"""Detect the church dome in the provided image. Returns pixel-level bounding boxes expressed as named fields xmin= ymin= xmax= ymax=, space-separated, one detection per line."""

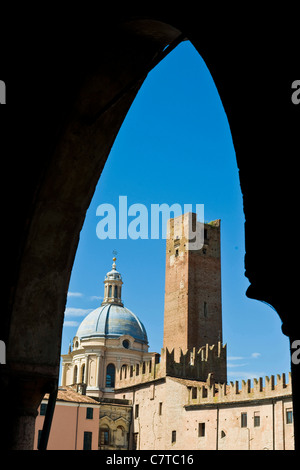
xmin=76 ymin=303 xmax=148 ymax=344
xmin=75 ymin=257 xmax=148 ymax=345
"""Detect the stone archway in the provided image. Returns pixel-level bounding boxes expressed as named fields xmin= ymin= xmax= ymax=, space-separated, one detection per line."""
xmin=1 ymin=12 xmax=299 ymax=450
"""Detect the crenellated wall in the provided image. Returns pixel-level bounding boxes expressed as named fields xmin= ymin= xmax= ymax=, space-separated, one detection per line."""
xmin=115 ymin=343 xmax=227 ymax=389
xmin=187 ymin=372 xmax=292 ymax=406
xmin=165 ymin=342 xmax=226 ymax=383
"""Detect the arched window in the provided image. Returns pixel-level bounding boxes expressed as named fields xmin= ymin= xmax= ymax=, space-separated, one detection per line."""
xmin=106 ymin=363 xmax=115 ymax=388
xmin=73 ymin=365 xmax=78 ymax=384
xmin=108 ymin=285 xmax=112 ymax=297
xmin=120 ymin=364 xmax=127 ymax=380
xmin=114 ymin=285 xmax=118 ymax=298
xmin=81 ymin=364 xmax=85 ymax=383
xmin=99 ymin=426 xmax=110 ymax=446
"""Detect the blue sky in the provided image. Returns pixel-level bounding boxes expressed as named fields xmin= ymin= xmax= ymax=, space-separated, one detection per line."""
xmin=61 ymin=41 xmax=291 ymax=385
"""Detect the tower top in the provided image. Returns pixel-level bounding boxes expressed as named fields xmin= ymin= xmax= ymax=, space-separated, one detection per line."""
xmin=102 ymin=257 xmax=123 ymax=306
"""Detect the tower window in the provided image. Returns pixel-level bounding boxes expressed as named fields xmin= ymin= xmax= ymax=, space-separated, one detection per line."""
xmin=198 ymin=423 xmax=205 ymax=437
xmin=114 ymin=285 xmax=118 ymax=297
xmin=254 ymin=411 xmax=260 ymax=427
xmin=241 ymin=413 xmax=247 ymax=428
xmin=108 ymin=285 xmax=112 ymax=297
xmin=286 ymin=409 xmax=293 ymax=424
xmin=171 ymin=430 xmax=176 ymax=443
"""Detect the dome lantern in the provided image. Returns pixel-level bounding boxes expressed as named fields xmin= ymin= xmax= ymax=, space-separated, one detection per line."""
xmin=102 ymin=257 xmax=123 ymax=306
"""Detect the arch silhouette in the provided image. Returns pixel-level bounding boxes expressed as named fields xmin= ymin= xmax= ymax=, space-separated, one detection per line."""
xmin=1 ymin=13 xmax=299 ymax=450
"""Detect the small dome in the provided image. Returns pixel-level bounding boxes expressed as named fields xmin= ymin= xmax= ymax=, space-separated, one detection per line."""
xmin=105 ymin=257 xmax=122 ymax=281
xmin=76 ymin=303 xmax=148 ymax=345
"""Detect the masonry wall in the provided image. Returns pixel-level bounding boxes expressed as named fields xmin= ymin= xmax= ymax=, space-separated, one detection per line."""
xmin=115 ymin=374 xmax=294 ymax=450
xmin=117 ymin=379 xmax=167 ymax=450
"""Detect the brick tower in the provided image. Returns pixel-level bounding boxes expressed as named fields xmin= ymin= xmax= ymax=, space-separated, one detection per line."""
xmin=163 ymin=213 xmax=223 ymax=354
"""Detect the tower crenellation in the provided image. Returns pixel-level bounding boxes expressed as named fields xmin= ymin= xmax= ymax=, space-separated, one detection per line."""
xmin=115 ymin=342 xmax=227 ymax=390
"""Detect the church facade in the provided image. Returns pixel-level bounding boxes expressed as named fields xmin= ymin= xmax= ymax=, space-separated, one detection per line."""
xmin=61 ymin=213 xmax=294 ymax=450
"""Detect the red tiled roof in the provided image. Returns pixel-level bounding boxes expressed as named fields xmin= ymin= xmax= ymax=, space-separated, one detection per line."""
xmin=43 ymin=386 xmax=99 ymax=405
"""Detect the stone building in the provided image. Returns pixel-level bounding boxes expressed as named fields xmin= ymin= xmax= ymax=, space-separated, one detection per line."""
xmin=60 ymin=213 xmax=294 ymax=450
xmin=115 ymin=351 xmax=294 ymax=450
xmin=61 ymin=257 xmax=157 ymax=449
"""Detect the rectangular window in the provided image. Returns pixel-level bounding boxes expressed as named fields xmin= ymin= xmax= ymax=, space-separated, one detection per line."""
xmin=286 ymin=409 xmax=293 ymax=424
xmin=86 ymin=407 xmax=93 ymax=419
xmin=83 ymin=431 xmax=92 ymax=450
xmin=241 ymin=412 xmax=247 ymax=428
xmin=40 ymin=403 xmax=47 ymax=416
xmin=100 ymin=428 xmax=109 ymax=445
xmin=254 ymin=411 xmax=260 ymax=427
xmin=198 ymin=423 xmax=205 ymax=437
xmin=135 ymin=404 xmax=139 ymax=419
xmin=171 ymin=430 xmax=176 ymax=443
xmin=133 ymin=433 xmax=139 ymax=450
xmin=192 ymin=387 xmax=197 ymax=399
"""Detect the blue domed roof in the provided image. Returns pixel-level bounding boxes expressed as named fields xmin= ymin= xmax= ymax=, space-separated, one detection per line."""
xmin=76 ymin=303 xmax=148 ymax=344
